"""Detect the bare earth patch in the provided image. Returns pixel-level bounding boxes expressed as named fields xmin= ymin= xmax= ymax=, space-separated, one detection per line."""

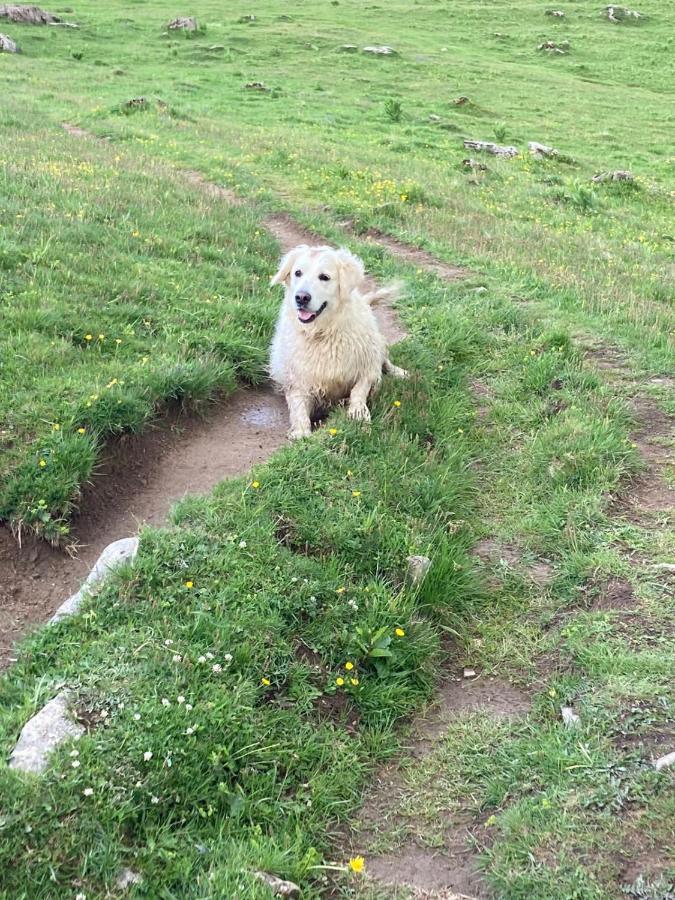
xmin=352 ymin=675 xmax=530 ymax=899
xmin=472 ymin=538 xmax=554 ymax=587
xmin=0 ymin=389 xmax=287 ymax=666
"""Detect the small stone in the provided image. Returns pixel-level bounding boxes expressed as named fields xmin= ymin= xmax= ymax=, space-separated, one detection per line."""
xmin=0 ymin=31 xmax=18 ymax=51
xmin=167 ymin=15 xmax=198 ymax=31
xmin=116 ymin=868 xmax=142 ymax=889
xmin=362 ymin=45 xmax=398 ymax=55
xmin=406 ymin=555 xmax=432 ymax=587
xmin=653 ymin=751 xmax=675 ymax=772
xmin=50 ymin=536 xmax=139 ymax=623
xmin=463 ymin=667 xmax=477 ymax=679
xmin=428 ymin=114 xmax=441 ymax=122
xmin=253 ymin=872 xmax=300 ymax=897
xmin=244 ymin=81 xmax=270 ymax=91
xmin=339 ymin=43 xmax=358 ymax=52
xmin=10 ymin=692 xmax=84 ymax=774
xmin=561 ymin=706 xmax=581 ymax=728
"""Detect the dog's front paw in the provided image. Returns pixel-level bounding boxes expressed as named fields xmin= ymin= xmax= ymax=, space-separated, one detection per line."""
xmin=348 ymin=402 xmax=371 ymax=423
xmin=391 ymin=365 xmax=408 ymax=379
xmin=289 ymin=424 xmax=312 ymax=440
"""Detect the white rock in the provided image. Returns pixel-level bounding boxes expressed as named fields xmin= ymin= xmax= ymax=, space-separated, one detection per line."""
xmin=9 ymin=691 xmax=84 ymax=774
xmin=0 ymin=31 xmax=19 ymax=51
xmin=253 ymin=872 xmax=300 ymax=898
xmin=406 ymin=554 xmax=432 ymax=587
xmin=50 ymin=536 xmax=139 ymax=623
xmin=363 ymin=45 xmax=398 ymax=55
xmin=463 ymin=667 xmax=477 ymax=679
xmin=561 ymin=706 xmax=581 ymax=728
xmin=116 ymin=868 xmax=142 ymax=889
xmin=653 ymin=751 xmax=675 ymax=772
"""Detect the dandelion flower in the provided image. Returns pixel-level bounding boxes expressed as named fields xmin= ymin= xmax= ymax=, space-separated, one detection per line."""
xmin=261 ymin=677 xmax=271 ymax=686
xmin=336 ymin=677 xmax=345 ymax=687
xmin=52 ymin=423 xmax=61 ymax=431
xmin=328 ymin=428 xmax=338 ymax=436
xmin=351 ymin=490 xmax=361 ymax=498
xmin=251 ymin=481 xmax=260 ymax=489
xmin=393 ymin=400 xmax=401 ymax=408
xmin=348 ymin=856 xmax=365 ymax=873
xmin=39 ymin=459 xmax=47 ymax=468
xmin=345 ymin=662 xmax=354 ymax=671
xmin=85 ymin=334 xmax=93 ymax=341
xmin=77 ymin=427 xmax=86 ymax=435
xmin=184 ymin=580 xmax=193 ymax=589
xmin=395 ymin=627 xmax=405 ymax=637
xmin=336 ymin=587 xmax=346 ymax=594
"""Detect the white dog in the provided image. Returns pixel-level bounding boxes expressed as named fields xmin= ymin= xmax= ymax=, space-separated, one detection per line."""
xmin=269 ymin=244 xmax=407 ymax=439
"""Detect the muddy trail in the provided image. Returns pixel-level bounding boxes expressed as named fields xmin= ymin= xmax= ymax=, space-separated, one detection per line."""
xmin=0 ymin=389 xmax=287 ymax=666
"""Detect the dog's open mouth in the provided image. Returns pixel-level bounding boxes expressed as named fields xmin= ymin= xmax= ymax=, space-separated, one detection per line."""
xmin=297 ymin=302 xmax=327 ymax=324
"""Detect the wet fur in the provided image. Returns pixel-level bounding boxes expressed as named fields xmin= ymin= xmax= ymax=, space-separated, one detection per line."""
xmin=269 ymin=244 xmax=407 ymax=438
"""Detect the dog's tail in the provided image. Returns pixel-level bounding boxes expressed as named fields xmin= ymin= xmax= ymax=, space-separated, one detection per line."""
xmin=355 ymin=281 xmax=403 ymax=307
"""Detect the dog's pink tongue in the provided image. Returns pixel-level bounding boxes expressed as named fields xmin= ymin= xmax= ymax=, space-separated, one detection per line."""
xmin=297 ymin=309 xmax=314 ymax=322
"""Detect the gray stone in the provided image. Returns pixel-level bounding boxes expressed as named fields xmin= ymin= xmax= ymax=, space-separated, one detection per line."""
xmin=253 ymin=872 xmax=300 ymax=898
xmin=653 ymin=751 xmax=675 ymax=772
xmin=116 ymin=868 xmax=142 ymax=889
xmin=363 ymin=45 xmax=398 ymax=55
xmin=167 ymin=15 xmax=198 ymax=31
xmin=50 ymin=536 xmax=139 ymax=623
xmin=561 ymin=706 xmax=581 ymax=728
xmin=406 ymin=554 xmax=432 ymax=588
xmin=0 ymin=31 xmax=19 ymax=51
xmin=9 ymin=691 xmax=84 ymax=774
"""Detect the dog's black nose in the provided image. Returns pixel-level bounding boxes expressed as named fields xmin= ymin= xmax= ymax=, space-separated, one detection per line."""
xmin=295 ymin=291 xmax=311 ymax=308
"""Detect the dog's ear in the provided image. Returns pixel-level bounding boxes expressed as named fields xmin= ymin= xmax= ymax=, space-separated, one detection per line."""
xmin=335 ymin=248 xmax=365 ymax=299
xmin=270 ymin=245 xmax=308 ymax=286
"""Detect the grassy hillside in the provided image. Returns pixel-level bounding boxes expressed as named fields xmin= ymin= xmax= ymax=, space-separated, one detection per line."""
xmin=0 ymin=1 xmax=673 ymax=897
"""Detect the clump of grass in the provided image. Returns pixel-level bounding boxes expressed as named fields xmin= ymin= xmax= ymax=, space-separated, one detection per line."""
xmin=384 ymin=98 xmax=403 ymax=122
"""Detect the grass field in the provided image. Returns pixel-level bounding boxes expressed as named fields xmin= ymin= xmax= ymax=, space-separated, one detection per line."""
xmin=1 ymin=0 xmax=674 ymax=897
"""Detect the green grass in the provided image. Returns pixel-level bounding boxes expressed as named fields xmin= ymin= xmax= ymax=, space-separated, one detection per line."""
xmin=1 ymin=0 xmax=674 ymax=897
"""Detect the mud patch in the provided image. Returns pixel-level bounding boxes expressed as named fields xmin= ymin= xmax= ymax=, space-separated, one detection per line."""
xmin=473 ymin=539 xmax=553 ymax=587
xmin=181 ymin=169 xmax=242 ymax=205
xmin=0 ymin=389 xmax=287 ymax=666
xmin=366 ymin=838 xmax=488 ymax=899
xmin=591 ymin=577 xmax=636 ymax=612
xmin=366 ymin=230 xmax=466 ymax=281
xmin=351 ymin=676 xmax=529 ymax=898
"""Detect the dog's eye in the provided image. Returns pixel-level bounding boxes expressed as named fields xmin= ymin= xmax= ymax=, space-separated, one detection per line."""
xmin=318 ymin=273 xmax=330 ymax=282
xmin=294 ymin=269 xmax=302 ymax=277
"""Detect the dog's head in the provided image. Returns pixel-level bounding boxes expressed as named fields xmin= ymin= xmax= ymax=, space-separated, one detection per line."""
xmin=270 ymin=244 xmax=365 ymax=328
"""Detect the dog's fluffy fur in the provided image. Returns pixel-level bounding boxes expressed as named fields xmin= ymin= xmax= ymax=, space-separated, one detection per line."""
xmin=269 ymin=244 xmax=407 ymax=438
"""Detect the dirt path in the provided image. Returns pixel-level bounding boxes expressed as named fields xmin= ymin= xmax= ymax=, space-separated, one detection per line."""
xmin=0 ymin=389 xmax=287 ymax=666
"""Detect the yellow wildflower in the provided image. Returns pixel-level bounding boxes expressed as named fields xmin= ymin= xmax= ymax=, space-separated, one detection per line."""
xmin=328 ymin=427 xmax=338 ymax=436
xmin=251 ymin=481 xmax=260 ymax=489
xmin=395 ymin=627 xmax=405 ymax=638
xmin=336 ymin=677 xmax=345 ymax=686
xmin=52 ymin=423 xmax=60 ymax=431
xmin=350 ymin=677 xmax=359 ymax=686
xmin=77 ymin=428 xmax=86 ymax=435
xmin=348 ymin=856 xmax=365 ymax=873
xmin=84 ymin=334 xmax=93 ymax=341
xmin=39 ymin=459 xmax=47 ymax=468
xmin=184 ymin=581 xmax=194 ymax=589
xmin=345 ymin=662 xmax=354 ymax=671
xmin=393 ymin=400 xmax=401 ymax=408
xmin=261 ymin=677 xmax=271 ymax=686
xmin=351 ymin=490 xmax=361 ymax=498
